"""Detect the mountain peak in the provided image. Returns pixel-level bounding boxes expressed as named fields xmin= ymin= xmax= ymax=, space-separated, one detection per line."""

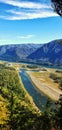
xmin=27 ymin=39 xmax=62 ymax=66
xmin=0 ymin=40 xmax=62 ymax=66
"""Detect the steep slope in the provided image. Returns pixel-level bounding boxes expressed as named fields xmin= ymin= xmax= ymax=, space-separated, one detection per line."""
xmin=27 ymin=40 xmax=62 ymax=65
xmin=0 ymin=44 xmax=42 ymax=62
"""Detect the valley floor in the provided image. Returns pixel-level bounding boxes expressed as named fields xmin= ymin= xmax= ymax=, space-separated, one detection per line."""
xmin=27 ymin=69 xmax=62 ymax=101
xmin=0 ymin=62 xmax=62 ymax=130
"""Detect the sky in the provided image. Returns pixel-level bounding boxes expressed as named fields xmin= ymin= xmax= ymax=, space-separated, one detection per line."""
xmin=0 ymin=0 xmax=62 ymax=45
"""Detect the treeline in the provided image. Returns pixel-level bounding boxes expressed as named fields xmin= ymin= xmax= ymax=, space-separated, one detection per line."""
xmin=0 ymin=65 xmax=62 ymax=130
xmin=49 ymin=72 xmax=62 ymax=90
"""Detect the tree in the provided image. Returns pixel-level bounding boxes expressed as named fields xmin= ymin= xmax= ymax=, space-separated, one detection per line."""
xmin=57 ymin=95 xmax=62 ymax=130
xmin=54 ymin=95 xmax=62 ymax=130
xmin=59 ymin=79 xmax=62 ymax=90
xmin=51 ymin=0 xmax=62 ymax=16
xmin=41 ymin=99 xmax=53 ymax=130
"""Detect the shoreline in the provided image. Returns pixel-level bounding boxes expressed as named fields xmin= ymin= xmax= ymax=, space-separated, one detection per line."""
xmin=0 ymin=60 xmax=62 ymax=70
xmin=27 ymin=71 xmax=62 ymax=101
xmin=18 ymin=71 xmax=41 ymax=114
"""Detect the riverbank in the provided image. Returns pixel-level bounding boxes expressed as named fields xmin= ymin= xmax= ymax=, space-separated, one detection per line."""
xmin=19 ymin=70 xmax=51 ymax=111
xmin=18 ymin=72 xmax=41 ymax=113
xmin=0 ymin=65 xmax=43 ymax=129
xmin=27 ymin=71 xmax=62 ymax=101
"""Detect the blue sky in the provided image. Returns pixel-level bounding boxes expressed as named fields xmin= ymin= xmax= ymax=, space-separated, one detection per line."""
xmin=0 ymin=0 xmax=62 ymax=45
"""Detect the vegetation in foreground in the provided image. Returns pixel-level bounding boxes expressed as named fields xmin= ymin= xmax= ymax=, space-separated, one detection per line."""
xmin=0 ymin=64 xmax=62 ymax=130
xmin=50 ymin=70 xmax=62 ymax=90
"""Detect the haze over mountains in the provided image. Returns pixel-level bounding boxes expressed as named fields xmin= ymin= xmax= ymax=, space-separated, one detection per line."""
xmin=0 ymin=44 xmax=42 ymax=62
xmin=0 ymin=40 xmax=62 ymax=66
xmin=27 ymin=40 xmax=62 ymax=66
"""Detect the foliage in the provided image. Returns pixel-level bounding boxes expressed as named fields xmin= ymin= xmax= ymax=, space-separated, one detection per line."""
xmin=59 ymin=79 xmax=62 ymax=90
xmin=0 ymin=65 xmax=62 ymax=130
xmin=0 ymin=66 xmax=41 ymax=130
xmin=53 ymin=96 xmax=62 ymax=130
xmin=50 ymin=73 xmax=59 ymax=83
xmin=49 ymin=73 xmax=62 ymax=90
xmin=51 ymin=0 xmax=62 ymax=16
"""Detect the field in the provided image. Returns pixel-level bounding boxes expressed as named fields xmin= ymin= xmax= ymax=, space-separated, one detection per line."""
xmin=29 ymin=68 xmax=62 ymax=90
xmin=27 ymin=67 xmax=62 ymax=101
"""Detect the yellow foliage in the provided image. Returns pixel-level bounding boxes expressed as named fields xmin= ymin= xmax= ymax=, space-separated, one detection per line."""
xmin=0 ymin=95 xmax=9 ymax=125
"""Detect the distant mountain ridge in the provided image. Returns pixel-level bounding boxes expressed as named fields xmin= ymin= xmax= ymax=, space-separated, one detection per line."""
xmin=0 ymin=40 xmax=62 ymax=66
xmin=0 ymin=44 xmax=42 ymax=62
xmin=27 ymin=40 xmax=62 ymax=66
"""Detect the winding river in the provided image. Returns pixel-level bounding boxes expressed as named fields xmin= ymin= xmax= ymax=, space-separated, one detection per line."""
xmin=19 ymin=70 xmax=55 ymax=111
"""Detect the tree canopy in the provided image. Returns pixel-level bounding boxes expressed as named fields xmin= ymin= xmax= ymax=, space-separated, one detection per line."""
xmin=51 ymin=0 xmax=62 ymax=16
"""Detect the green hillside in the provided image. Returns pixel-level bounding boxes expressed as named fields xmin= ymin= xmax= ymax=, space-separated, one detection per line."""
xmin=0 ymin=64 xmax=62 ymax=130
xmin=0 ymin=65 xmax=41 ymax=129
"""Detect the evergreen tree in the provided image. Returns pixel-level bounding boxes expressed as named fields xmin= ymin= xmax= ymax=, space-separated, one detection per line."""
xmin=51 ymin=0 xmax=62 ymax=16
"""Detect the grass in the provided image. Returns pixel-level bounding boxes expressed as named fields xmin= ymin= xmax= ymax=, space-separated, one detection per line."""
xmin=31 ymin=68 xmax=62 ymax=90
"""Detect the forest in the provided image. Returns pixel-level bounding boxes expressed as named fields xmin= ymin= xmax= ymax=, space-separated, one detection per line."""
xmin=0 ymin=64 xmax=62 ymax=130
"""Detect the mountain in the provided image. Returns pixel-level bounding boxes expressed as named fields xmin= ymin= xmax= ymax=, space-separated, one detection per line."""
xmin=0 ymin=44 xmax=42 ymax=62
xmin=27 ymin=40 xmax=62 ymax=66
xmin=0 ymin=40 xmax=62 ymax=66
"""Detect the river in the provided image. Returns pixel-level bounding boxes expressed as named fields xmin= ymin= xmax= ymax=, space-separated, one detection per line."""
xmin=19 ymin=70 xmax=55 ymax=111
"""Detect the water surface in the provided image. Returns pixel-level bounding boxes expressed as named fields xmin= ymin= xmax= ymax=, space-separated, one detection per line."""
xmin=19 ymin=70 xmax=55 ymax=111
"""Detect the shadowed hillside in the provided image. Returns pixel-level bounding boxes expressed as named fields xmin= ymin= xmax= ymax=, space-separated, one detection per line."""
xmin=27 ymin=40 xmax=62 ymax=66
xmin=0 ymin=44 xmax=42 ymax=62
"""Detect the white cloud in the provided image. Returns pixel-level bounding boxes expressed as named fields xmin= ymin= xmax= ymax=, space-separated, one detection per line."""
xmin=0 ymin=0 xmax=51 ymax=9
xmin=0 ymin=0 xmax=58 ymax=20
xmin=17 ymin=35 xmax=34 ymax=39
xmin=0 ymin=10 xmax=58 ymax=20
